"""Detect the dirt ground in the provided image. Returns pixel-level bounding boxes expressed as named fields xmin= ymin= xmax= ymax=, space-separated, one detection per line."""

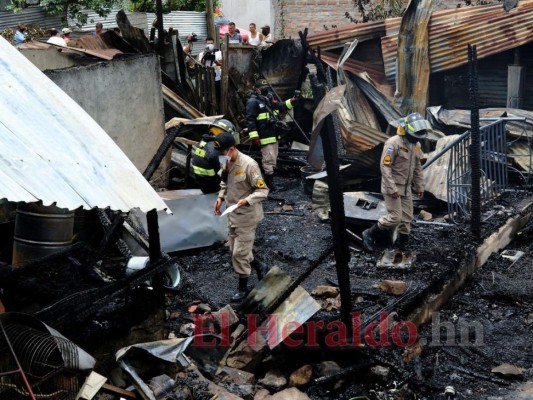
xmin=166 ymin=167 xmax=533 ymax=400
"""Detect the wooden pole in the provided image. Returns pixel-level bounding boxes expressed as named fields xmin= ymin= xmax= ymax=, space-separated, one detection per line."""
xmin=206 ymin=0 xmax=216 ymax=42
xmin=221 ymin=35 xmax=229 ymax=115
xmin=155 ymin=0 xmax=164 ymax=54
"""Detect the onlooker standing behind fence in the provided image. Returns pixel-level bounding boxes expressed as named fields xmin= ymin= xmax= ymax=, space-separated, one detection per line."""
xmin=259 ymin=25 xmax=273 ymax=48
xmin=227 ymin=22 xmax=242 ymax=44
xmin=246 ymin=23 xmax=263 ymax=46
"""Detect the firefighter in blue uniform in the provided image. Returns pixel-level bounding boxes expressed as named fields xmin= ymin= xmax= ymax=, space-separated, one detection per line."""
xmin=246 ymin=79 xmax=298 ymax=191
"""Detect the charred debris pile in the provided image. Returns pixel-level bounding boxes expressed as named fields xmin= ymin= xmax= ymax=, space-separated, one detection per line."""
xmin=1 ymin=2 xmax=533 ymax=400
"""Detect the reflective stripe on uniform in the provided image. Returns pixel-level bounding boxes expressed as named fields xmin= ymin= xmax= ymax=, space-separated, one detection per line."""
xmin=285 ymin=99 xmax=293 ymax=109
xmin=260 ymin=136 xmax=277 ymax=145
xmin=249 ymin=130 xmax=259 ymax=139
xmin=257 ymin=112 xmax=270 ymax=120
xmin=192 ymin=165 xmax=216 ymax=176
xmin=194 ymin=147 xmax=206 ymax=157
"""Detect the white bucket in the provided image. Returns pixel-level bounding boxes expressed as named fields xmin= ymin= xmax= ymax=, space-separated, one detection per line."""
xmin=126 ymin=256 xmax=149 ymax=275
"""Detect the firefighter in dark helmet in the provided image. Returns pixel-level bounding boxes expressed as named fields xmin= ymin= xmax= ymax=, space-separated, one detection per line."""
xmin=191 ymin=119 xmax=237 ymax=194
xmin=245 ymin=79 xmax=299 ymax=192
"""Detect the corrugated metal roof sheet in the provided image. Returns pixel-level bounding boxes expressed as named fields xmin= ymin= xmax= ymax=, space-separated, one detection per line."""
xmin=69 ymin=10 xmax=207 ymax=56
xmin=307 ymin=18 xmax=400 ymax=50
xmin=337 ymin=104 xmax=389 ymax=154
xmin=308 ymin=2 xmax=533 ymax=90
xmin=0 ymin=36 xmax=169 ymax=213
xmin=0 ymin=6 xmax=64 ymax=31
xmin=509 ymin=142 xmax=533 ymax=173
xmin=69 ymin=9 xmax=147 ymax=33
xmin=146 ymin=11 xmax=207 ymax=56
xmin=321 ymin=51 xmax=387 ymax=88
xmin=382 ymin=1 xmax=533 ymax=81
xmin=426 ymin=106 xmax=533 ymax=138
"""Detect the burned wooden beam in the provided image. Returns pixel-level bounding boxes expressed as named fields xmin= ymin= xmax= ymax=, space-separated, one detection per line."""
xmin=469 ymin=44 xmax=481 ymax=238
xmin=143 ymin=124 xmax=182 ymax=182
xmin=116 ymin=10 xmax=151 ymax=53
xmin=147 ymin=209 xmax=162 ymax=263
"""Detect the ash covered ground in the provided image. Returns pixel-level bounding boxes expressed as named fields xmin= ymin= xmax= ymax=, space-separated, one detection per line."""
xmin=166 ymin=170 xmax=533 ymax=399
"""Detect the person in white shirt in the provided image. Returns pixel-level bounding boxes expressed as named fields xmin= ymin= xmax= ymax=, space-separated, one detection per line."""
xmin=198 ymin=37 xmax=223 ymax=104
xmin=46 ymin=28 xmax=67 ymax=47
xmin=246 ymin=23 xmax=263 ymax=46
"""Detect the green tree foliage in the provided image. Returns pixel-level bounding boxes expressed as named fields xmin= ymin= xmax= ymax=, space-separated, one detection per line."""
xmin=7 ymin=0 xmax=124 ymax=24
xmin=129 ymin=0 xmax=219 ymax=14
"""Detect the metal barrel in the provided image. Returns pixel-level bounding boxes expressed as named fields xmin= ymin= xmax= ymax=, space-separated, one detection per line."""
xmin=12 ymin=203 xmax=74 ymax=267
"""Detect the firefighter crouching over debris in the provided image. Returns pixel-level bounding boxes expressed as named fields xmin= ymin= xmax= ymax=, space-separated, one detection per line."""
xmin=213 ymin=133 xmax=270 ymax=302
xmin=246 ymin=79 xmax=299 ymax=192
xmin=192 ymin=119 xmax=237 ymax=194
xmin=363 ymin=112 xmax=431 ymax=252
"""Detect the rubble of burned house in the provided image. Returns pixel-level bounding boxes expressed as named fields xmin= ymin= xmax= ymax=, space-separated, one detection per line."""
xmin=1 ymin=1 xmax=533 ymax=400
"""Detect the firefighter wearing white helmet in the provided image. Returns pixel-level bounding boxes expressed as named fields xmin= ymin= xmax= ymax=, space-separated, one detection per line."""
xmin=192 ymin=119 xmax=237 ymax=194
xmin=362 ymin=112 xmax=431 ymax=252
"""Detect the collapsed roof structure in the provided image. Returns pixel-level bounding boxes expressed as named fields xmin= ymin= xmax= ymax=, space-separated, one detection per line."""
xmin=305 ymin=0 xmax=533 ymax=174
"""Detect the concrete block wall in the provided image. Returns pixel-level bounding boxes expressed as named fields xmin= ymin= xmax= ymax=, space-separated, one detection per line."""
xmin=45 ymin=54 xmax=169 ymax=187
xmin=281 ymin=0 xmax=354 ymax=39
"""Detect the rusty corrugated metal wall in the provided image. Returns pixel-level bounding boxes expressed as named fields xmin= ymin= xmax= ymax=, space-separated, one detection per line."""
xmin=382 ymin=1 xmax=533 ymax=80
xmin=429 ymin=50 xmax=512 ymax=110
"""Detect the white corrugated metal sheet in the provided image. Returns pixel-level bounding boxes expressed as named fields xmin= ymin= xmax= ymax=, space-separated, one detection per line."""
xmin=69 ymin=10 xmax=207 ymax=56
xmin=0 ymin=6 xmax=65 ymax=31
xmin=146 ymin=11 xmax=208 ymax=56
xmin=0 ymin=36 xmax=169 ymax=213
xmin=68 ymin=10 xmax=148 ymax=33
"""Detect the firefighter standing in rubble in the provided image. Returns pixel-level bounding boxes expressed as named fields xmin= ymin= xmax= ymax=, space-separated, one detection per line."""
xmin=362 ymin=112 xmax=431 ymax=252
xmin=213 ymin=133 xmax=269 ymax=302
xmin=246 ymin=79 xmax=299 ymax=192
xmin=192 ymin=119 xmax=236 ymax=194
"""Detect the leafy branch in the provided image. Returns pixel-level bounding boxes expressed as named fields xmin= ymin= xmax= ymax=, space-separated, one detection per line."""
xmin=129 ymin=0 xmax=220 ymax=14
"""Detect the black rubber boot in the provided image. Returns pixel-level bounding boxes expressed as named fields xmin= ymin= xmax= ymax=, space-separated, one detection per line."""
xmin=264 ymin=174 xmax=277 ymax=193
xmin=251 ymin=258 xmax=269 ymax=280
xmin=397 ymin=233 xmax=409 ymax=252
xmin=230 ymin=277 xmax=249 ymax=302
xmin=362 ymin=224 xmax=380 ymax=252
